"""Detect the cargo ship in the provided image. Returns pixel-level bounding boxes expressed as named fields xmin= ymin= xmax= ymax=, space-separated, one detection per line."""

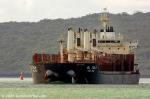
xmin=30 ymin=8 xmax=140 ymax=84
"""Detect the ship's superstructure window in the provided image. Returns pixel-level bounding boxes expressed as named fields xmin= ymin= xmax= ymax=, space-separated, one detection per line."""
xmin=100 ymin=29 xmax=104 ymax=32
xmin=93 ymin=39 xmax=96 ymax=47
xmin=106 ymin=41 xmax=110 ymax=43
xmin=77 ymin=38 xmax=81 ymax=47
xmin=98 ymin=40 xmax=120 ymax=43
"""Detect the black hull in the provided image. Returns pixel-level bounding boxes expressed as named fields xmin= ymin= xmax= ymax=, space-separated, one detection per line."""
xmin=30 ymin=63 xmax=139 ymax=84
xmin=31 ymin=63 xmax=98 ymax=84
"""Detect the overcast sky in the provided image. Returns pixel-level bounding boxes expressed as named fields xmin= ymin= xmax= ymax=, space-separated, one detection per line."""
xmin=0 ymin=0 xmax=150 ymax=22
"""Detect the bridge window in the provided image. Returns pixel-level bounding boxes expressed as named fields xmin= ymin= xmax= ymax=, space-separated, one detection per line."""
xmin=98 ymin=40 xmax=120 ymax=43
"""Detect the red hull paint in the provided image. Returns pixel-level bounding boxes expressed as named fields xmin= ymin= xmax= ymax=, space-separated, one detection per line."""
xmin=96 ymin=54 xmax=134 ymax=71
xmin=32 ymin=53 xmax=134 ymax=72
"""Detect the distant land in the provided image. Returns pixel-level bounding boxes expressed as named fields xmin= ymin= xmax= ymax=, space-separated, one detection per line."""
xmin=0 ymin=12 xmax=150 ymax=77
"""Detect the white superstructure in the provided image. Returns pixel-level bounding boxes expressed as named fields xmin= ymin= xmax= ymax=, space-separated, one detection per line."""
xmin=66 ymin=8 xmax=138 ymax=62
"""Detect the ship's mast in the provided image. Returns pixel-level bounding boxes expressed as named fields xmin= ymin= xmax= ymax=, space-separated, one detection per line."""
xmin=100 ymin=8 xmax=109 ymax=32
xmin=58 ymin=35 xmax=65 ymax=63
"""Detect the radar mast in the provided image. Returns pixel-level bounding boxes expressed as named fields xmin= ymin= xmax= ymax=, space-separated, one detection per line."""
xmin=100 ymin=8 xmax=109 ymax=31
